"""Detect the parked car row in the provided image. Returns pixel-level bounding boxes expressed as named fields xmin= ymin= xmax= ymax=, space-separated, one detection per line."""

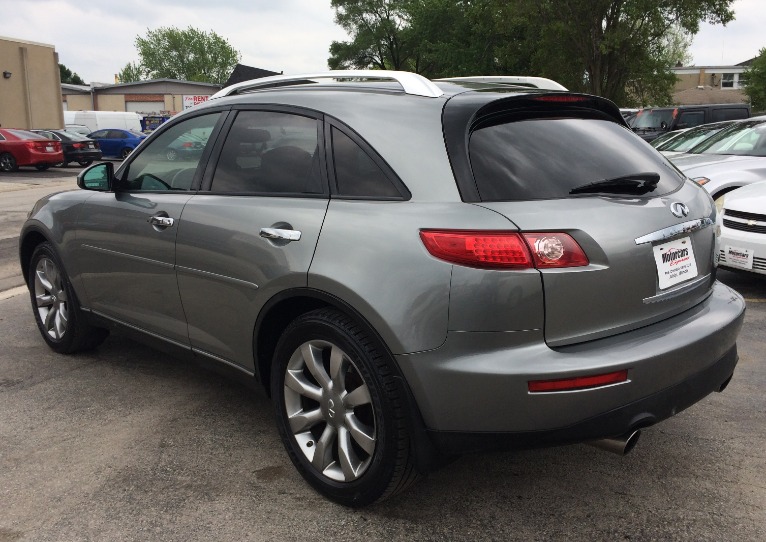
xmin=0 ymin=128 xmax=63 ymax=172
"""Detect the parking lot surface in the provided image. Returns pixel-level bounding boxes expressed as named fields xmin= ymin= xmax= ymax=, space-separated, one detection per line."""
xmin=0 ymin=170 xmax=764 ymax=541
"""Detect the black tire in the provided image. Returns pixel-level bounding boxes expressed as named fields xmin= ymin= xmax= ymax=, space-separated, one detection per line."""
xmin=120 ymin=147 xmax=132 ymax=159
xmin=77 ymin=160 xmax=93 ymax=167
xmin=271 ymin=308 xmax=418 ymax=507
xmin=35 ymin=164 xmax=51 ymax=171
xmin=28 ymin=242 xmax=108 ymax=354
xmin=0 ymin=152 xmax=18 ymax=172
xmin=55 ymin=161 xmax=68 ymax=168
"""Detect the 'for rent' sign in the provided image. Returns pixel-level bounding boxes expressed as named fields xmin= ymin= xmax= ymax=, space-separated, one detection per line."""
xmin=183 ymin=95 xmax=210 ymax=109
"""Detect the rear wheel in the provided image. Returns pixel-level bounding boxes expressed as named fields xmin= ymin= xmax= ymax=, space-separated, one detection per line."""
xmin=28 ymin=242 xmax=108 ymax=354
xmin=271 ymin=309 xmax=418 ymax=507
xmin=120 ymin=147 xmax=132 ymax=159
xmin=0 ymin=152 xmax=18 ymax=172
xmin=166 ymin=148 xmax=178 ymax=161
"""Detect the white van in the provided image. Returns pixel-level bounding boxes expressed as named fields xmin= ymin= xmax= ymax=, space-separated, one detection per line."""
xmin=63 ymin=111 xmax=142 ymax=133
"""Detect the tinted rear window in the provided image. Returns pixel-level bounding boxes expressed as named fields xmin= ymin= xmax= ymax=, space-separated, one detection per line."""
xmin=469 ymin=118 xmax=684 ymax=201
xmin=7 ymin=129 xmax=44 ymax=140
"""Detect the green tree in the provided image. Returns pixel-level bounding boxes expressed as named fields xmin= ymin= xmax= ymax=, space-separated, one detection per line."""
xmin=329 ymin=0 xmax=414 ymax=70
xmin=117 ymin=61 xmax=146 ymax=84
xmin=743 ymin=48 xmax=766 ymax=112
xmin=329 ymin=0 xmax=734 ymax=106
xmin=119 ymin=26 xmax=241 ymax=84
xmin=59 ymin=63 xmax=85 ymax=85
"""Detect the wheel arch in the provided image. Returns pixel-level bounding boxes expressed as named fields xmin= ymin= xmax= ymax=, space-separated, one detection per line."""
xmin=254 ymin=287 xmax=440 ymax=472
xmin=19 ymin=228 xmax=50 ymax=286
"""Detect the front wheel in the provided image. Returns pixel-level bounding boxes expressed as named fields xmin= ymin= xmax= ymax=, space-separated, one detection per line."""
xmin=28 ymin=242 xmax=108 ymax=354
xmin=271 ymin=309 xmax=418 ymax=507
xmin=120 ymin=147 xmax=133 ymax=159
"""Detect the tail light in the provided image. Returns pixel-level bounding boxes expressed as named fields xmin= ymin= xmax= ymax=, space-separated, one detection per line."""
xmin=72 ymin=142 xmax=85 ymax=149
xmin=419 ymin=230 xmax=589 ymax=269
xmin=182 ymin=142 xmax=194 ymax=148
xmin=27 ymin=141 xmax=59 ymax=152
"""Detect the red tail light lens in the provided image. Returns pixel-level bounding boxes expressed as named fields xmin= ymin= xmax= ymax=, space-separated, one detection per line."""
xmin=72 ymin=142 xmax=85 ymax=149
xmin=182 ymin=142 xmax=194 ymax=148
xmin=528 ymin=370 xmax=628 ymax=393
xmin=419 ymin=230 xmax=533 ymax=269
xmin=420 ymin=230 xmax=588 ymax=269
xmin=532 ymin=95 xmax=588 ymax=103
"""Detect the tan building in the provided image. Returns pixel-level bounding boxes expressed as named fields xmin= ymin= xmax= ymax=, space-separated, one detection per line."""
xmin=671 ymin=60 xmax=752 ymax=105
xmin=62 ymin=79 xmax=222 ymax=116
xmin=0 ymin=36 xmax=64 ymax=129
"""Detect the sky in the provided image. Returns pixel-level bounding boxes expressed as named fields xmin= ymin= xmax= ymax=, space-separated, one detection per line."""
xmin=1 ymin=0 xmax=763 ymax=85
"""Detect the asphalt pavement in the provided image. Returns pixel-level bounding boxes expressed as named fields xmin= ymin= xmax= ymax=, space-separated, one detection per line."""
xmin=0 ymin=170 xmax=764 ymax=541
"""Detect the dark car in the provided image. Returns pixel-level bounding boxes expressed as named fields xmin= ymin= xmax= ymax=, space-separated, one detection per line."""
xmin=632 ymin=104 xmax=750 ymax=142
xmin=20 ymin=71 xmax=745 ymax=507
xmin=87 ymin=129 xmax=146 ymax=159
xmin=31 ymin=129 xmax=102 ymax=167
xmin=164 ymin=132 xmax=208 ymax=161
xmin=0 ymin=128 xmax=63 ymax=171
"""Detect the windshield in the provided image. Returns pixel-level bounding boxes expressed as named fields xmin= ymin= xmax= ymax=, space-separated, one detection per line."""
xmin=657 ymin=122 xmax=733 ymax=152
xmin=633 ymin=109 xmax=674 ymax=130
xmin=689 ymin=120 xmax=766 ymax=156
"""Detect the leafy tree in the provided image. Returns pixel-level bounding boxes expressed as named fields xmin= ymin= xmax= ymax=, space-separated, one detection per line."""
xmin=329 ymin=0 xmax=734 ymax=106
xmin=118 ymin=26 xmax=241 ymax=84
xmin=743 ymin=48 xmax=766 ymax=112
xmin=117 ymin=61 xmax=146 ymax=84
xmin=59 ymin=63 xmax=85 ymax=85
xmin=329 ymin=0 xmax=414 ymax=70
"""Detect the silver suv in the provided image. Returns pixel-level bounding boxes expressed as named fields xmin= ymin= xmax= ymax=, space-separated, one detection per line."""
xmin=20 ymin=71 xmax=745 ymax=507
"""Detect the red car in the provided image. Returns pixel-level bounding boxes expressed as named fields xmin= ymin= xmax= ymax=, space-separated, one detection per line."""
xmin=0 ymin=128 xmax=64 ymax=172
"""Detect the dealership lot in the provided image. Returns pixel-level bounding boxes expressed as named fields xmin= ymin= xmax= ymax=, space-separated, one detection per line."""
xmin=0 ymin=171 xmax=764 ymax=541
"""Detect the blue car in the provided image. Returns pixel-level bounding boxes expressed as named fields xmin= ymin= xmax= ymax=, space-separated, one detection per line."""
xmin=87 ymin=129 xmax=146 ymax=159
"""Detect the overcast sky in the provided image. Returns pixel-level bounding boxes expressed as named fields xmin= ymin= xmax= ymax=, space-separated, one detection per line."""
xmin=2 ymin=0 xmax=763 ymax=85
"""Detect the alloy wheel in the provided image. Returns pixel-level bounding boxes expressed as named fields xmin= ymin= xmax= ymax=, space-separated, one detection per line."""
xmin=33 ymin=256 xmax=69 ymax=340
xmin=283 ymin=340 xmax=376 ymax=482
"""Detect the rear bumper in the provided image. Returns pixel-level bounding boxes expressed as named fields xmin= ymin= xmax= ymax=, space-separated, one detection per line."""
xmin=396 ymin=281 xmax=745 ymax=440
xmin=64 ymin=150 xmax=102 ymax=162
xmin=426 ymin=344 xmax=737 ymax=454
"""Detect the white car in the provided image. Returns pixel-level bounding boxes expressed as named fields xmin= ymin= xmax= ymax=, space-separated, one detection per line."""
xmin=717 ymin=181 xmax=766 ymax=275
xmin=670 ymin=117 xmax=766 ymax=199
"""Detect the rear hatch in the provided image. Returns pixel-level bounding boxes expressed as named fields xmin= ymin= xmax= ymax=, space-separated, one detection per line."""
xmin=443 ymin=92 xmax=717 ymax=346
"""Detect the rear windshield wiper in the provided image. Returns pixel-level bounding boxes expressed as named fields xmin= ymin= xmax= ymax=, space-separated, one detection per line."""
xmin=569 ymin=172 xmax=661 ymax=195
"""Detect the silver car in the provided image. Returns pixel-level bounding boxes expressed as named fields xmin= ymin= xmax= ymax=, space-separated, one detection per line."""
xmin=20 ymin=71 xmax=745 ymax=507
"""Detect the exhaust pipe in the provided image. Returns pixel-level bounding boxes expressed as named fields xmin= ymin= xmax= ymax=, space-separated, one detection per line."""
xmin=587 ymin=429 xmax=641 ymax=456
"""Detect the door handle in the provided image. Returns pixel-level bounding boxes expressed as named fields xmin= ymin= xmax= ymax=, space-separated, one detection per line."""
xmin=149 ymin=215 xmax=175 ymax=228
xmin=260 ymin=227 xmax=301 ymax=242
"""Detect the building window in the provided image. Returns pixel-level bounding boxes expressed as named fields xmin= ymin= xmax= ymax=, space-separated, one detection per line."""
xmin=721 ymin=73 xmax=735 ymax=88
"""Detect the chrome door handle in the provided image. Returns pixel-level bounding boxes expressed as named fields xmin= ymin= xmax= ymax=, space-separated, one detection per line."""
xmin=149 ymin=216 xmax=175 ymax=228
xmin=260 ymin=228 xmax=301 ymax=241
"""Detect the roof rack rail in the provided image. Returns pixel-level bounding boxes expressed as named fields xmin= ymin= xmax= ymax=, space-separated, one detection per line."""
xmin=436 ymin=76 xmax=568 ymax=91
xmin=211 ymin=70 xmax=445 ymax=99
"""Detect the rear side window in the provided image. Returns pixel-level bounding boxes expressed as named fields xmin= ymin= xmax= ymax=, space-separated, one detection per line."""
xmin=331 ymin=127 xmax=401 ymax=198
xmin=712 ymin=108 xmax=749 ymax=121
xmin=678 ymin=111 xmax=704 ymax=128
xmin=469 ymin=118 xmax=684 ymax=201
xmin=211 ymin=111 xmax=322 ymax=195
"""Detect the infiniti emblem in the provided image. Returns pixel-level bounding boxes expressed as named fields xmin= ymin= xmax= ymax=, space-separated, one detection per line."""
xmin=670 ymin=202 xmax=690 ymax=218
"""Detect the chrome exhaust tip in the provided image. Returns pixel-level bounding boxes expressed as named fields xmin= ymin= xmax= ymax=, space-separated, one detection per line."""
xmin=587 ymin=429 xmax=641 ymax=456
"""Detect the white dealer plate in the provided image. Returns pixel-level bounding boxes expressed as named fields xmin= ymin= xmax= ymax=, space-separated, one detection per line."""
xmin=724 ymin=245 xmax=754 ymax=270
xmin=653 ymin=236 xmax=698 ymax=290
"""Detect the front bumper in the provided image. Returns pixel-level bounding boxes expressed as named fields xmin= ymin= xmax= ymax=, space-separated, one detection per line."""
xmin=396 ymin=281 xmax=744 ymax=442
xmin=718 ymin=226 xmax=766 ymax=275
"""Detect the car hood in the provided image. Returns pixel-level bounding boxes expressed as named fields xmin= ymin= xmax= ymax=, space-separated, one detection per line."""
xmin=722 ymin=181 xmax=766 ymax=213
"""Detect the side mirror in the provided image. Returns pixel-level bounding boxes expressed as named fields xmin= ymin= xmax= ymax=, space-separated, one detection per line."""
xmin=77 ymin=162 xmax=114 ymax=191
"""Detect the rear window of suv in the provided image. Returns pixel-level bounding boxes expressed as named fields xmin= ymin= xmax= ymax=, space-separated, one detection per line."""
xmin=469 ymin=117 xmax=684 ymax=201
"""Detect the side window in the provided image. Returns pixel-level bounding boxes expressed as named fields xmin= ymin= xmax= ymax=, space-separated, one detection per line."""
xmin=712 ymin=108 xmax=748 ymax=122
xmin=678 ymin=111 xmax=704 ymax=128
xmin=90 ymin=130 xmax=107 ymax=139
xmin=331 ymin=127 xmax=401 ymax=198
xmin=108 ymin=130 xmax=125 ymax=139
xmin=211 ymin=111 xmax=322 ymax=195
xmin=121 ymin=112 xmax=221 ymax=191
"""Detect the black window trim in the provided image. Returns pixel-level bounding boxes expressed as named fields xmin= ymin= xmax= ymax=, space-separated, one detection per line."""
xmin=200 ymin=104 xmax=331 ymax=199
xmin=324 ymin=117 xmax=411 ymax=201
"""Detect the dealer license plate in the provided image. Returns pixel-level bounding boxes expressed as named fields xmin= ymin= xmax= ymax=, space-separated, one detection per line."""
xmin=653 ymin=236 xmax=698 ymax=290
xmin=724 ymin=245 xmax=753 ymax=270
xmin=46 ymin=146 xmax=54 ymax=152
